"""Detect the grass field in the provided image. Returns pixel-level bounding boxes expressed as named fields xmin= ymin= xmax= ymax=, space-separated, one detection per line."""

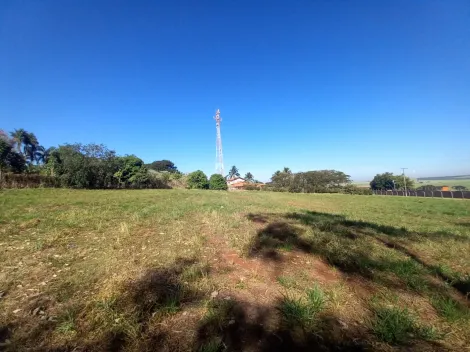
xmin=416 ymin=179 xmax=470 ymax=189
xmin=1 ymin=189 xmax=469 ymax=351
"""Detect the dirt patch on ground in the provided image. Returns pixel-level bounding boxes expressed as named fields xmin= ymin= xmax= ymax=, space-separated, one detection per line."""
xmin=205 ymin=232 xmax=342 ymax=311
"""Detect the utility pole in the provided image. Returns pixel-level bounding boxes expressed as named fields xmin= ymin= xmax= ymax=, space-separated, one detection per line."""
xmin=401 ymin=168 xmax=408 ymax=197
xmin=214 ymin=109 xmax=224 ymax=176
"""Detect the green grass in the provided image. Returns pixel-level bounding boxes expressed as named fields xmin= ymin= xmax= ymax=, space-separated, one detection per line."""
xmin=198 ymin=339 xmax=222 ymax=352
xmin=0 ymin=189 xmax=469 ymax=351
xmin=277 ymin=276 xmax=297 ymax=288
xmin=371 ymin=306 xmax=438 ymax=344
xmin=431 ymin=295 xmax=470 ymax=322
xmin=278 ymin=285 xmax=326 ymax=330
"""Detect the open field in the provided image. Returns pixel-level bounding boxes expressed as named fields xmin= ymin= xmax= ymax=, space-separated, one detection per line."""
xmin=416 ymin=179 xmax=470 ymax=189
xmin=1 ymin=189 xmax=469 ymax=351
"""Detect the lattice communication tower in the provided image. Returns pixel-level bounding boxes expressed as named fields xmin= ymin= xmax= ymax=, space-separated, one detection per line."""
xmin=214 ymin=109 xmax=224 ymax=176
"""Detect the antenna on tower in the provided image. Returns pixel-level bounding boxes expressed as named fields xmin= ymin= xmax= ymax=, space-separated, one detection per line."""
xmin=214 ymin=109 xmax=224 ymax=177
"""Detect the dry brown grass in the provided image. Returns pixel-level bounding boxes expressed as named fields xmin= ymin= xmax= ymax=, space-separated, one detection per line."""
xmin=0 ymin=189 xmax=469 ymax=351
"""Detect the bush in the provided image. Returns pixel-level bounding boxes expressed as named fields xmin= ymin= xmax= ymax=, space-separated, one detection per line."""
xmin=342 ymin=185 xmax=373 ymax=195
xmin=209 ymin=174 xmax=227 ymax=190
xmin=243 ymin=184 xmax=260 ymax=191
xmin=187 ymin=170 xmax=209 ymax=189
xmin=0 ymin=173 xmax=60 ymax=188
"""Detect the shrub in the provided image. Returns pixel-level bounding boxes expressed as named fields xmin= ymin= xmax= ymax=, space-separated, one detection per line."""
xmin=209 ymin=174 xmax=227 ymax=190
xmin=243 ymin=184 xmax=260 ymax=191
xmin=0 ymin=173 xmax=60 ymax=188
xmin=342 ymin=185 xmax=373 ymax=195
xmin=187 ymin=170 xmax=209 ymax=189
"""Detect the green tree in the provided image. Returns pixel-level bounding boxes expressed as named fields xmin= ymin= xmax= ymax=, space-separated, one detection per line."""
xmin=227 ymin=165 xmax=240 ymax=179
xmin=148 ymin=160 xmax=178 ymax=173
xmin=114 ymin=155 xmax=146 ymax=187
xmin=187 ymin=170 xmax=209 ymax=189
xmin=453 ymin=185 xmax=467 ymax=191
xmin=391 ymin=174 xmax=414 ymax=190
xmin=0 ymin=137 xmax=26 ymax=176
xmin=271 ymin=167 xmax=293 ymax=191
xmin=209 ymin=173 xmax=228 ymax=190
xmin=288 ymin=170 xmax=351 ymax=193
xmin=244 ymin=172 xmax=254 ymax=183
xmin=0 ymin=138 xmax=12 ymax=178
xmin=370 ymin=172 xmax=414 ymax=190
xmin=46 ymin=144 xmax=119 ymax=188
xmin=5 ymin=151 xmax=26 ymax=173
xmin=370 ymin=172 xmax=395 ymax=190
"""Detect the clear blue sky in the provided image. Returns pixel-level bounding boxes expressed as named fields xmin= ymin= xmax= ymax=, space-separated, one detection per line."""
xmin=1 ymin=1 xmax=469 ymax=181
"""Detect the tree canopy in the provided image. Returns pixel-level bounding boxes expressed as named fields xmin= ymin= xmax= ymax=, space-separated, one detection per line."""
xmin=269 ymin=169 xmax=351 ymax=193
xmin=227 ymin=165 xmax=240 ymax=179
xmin=209 ymin=173 xmax=228 ymax=190
xmin=0 ymin=132 xmax=26 ymax=175
xmin=370 ymin=173 xmax=415 ymax=190
xmin=1 ymin=128 xmax=178 ymax=189
xmin=148 ymin=160 xmax=178 ymax=173
xmin=187 ymin=170 xmax=209 ymax=189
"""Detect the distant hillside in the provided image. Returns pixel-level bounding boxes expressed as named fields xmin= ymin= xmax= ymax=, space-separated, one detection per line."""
xmin=417 ymin=175 xmax=470 ymax=181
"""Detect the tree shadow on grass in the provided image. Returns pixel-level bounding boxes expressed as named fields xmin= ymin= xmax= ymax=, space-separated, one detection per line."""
xmin=247 ymin=211 xmax=470 ymax=302
xmin=244 ymin=211 xmax=470 ymax=348
xmin=195 ymin=297 xmax=368 ymax=352
xmin=289 ymin=211 xmax=469 ymax=297
xmin=5 ymin=258 xmax=207 ymax=352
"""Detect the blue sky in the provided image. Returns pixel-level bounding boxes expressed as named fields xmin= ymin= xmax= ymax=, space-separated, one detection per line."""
xmin=1 ymin=0 xmax=469 ymax=181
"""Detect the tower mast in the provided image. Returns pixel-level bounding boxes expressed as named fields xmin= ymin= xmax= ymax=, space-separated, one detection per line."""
xmin=214 ymin=109 xmax=224 ymax=176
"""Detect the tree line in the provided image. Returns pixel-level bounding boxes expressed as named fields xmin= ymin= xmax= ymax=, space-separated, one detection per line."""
xmin=261 ymin=167 xmax=371 ymax=195
xmin=0 ymin=128 xmax=183 ymax=189
xmin=369 ymin=172 xmax=468 ymax=191
xmin=8 ymin=127 xmax=451 ymax=194
xmin=0 ymin=128 xmax=248 ymax=191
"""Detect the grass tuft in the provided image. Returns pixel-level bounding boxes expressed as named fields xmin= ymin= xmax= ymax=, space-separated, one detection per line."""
xmin=181 ymin=263 xmax=210 ymax=282
xmin=277 ymin=276 xmax=296 ymax=288
xmin=371 ymin=306 xmax=437 ymax=344
xmin=203 ymin=299 xmax=235 ymax=330
xmin=278 ymin=285 xmax=326 ymax=330
xmin=198 ymin=339 xmax=222 ymax=352
xmin=56 ymin=309 xmax=77 ymax=335
xmin=431 ymin=295 xmax=469 ymax=322
xmin=306 ymin=284 xmax=326 ymax=313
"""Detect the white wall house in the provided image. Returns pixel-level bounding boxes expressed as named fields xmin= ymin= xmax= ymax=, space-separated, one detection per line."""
xmin=227 ymin=177 xmax=245 ymax=185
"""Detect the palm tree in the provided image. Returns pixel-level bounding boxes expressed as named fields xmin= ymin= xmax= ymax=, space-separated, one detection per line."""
xmin=22 ymin=133 xmax=40 ymax=164
xmin=244 ymin=172 xmax=254 ymax=183
xmin=10 ymin=128 xmax=26 ymax=153
xmin=34 ymin=145 xmax=47 ymax=164
xmin=227 ymin=165 xmax=240 ymax=179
